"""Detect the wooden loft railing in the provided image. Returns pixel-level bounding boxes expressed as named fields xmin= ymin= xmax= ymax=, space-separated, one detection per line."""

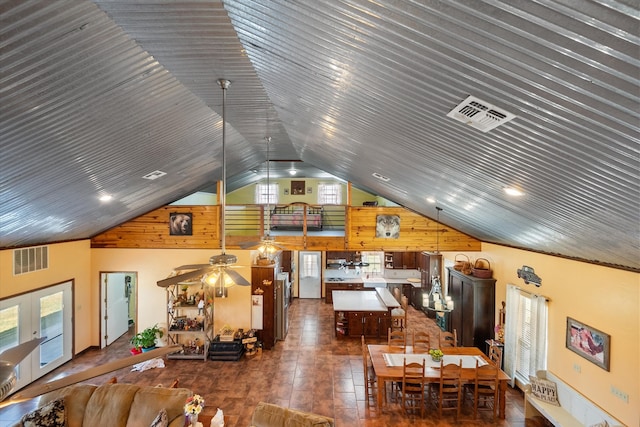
xmin=91 ymin=203 xmax=481 ymax=252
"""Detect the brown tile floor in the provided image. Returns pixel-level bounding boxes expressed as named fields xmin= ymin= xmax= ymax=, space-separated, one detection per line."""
xmin=0 ymin=298 xmax=526 ymax=426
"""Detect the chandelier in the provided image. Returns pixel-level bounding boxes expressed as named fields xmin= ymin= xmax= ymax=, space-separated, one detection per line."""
xmin=424 ymin=206 xmax=454 ymax=315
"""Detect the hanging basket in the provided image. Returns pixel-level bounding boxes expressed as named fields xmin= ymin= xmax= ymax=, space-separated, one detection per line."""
xmin=453 ymin=254 xmax=469 ymax=271
xmin=472 ymin=258 xmax=493 ymax=278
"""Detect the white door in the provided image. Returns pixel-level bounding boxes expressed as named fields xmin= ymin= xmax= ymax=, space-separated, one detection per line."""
xmin=0 ymin=281 xmax=72 ymax=392
xmin=101 ymin=272 xmax=131 ymax=347
xmin=298 ymin=251 xmax=321 ymax=298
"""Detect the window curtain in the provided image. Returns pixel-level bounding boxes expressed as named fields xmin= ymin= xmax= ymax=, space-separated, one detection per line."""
xmin=504 ymin=284 xmax=548 ymax=387
xmin=504 ymin=285 xmax=520 ymax=386
xmin=529 ymin=293 xmax=548 ymax=376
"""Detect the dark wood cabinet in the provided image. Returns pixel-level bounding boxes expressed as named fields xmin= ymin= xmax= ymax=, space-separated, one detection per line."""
xmin=343 ymin=311 xmax=388 ymax=338
xmin=251 ymin=265 xmax=278 ymax=350
xmin=446 ymin=267 xmax=496 ymax=349
xmin=384 ymin=252 xmax=419 ymax=269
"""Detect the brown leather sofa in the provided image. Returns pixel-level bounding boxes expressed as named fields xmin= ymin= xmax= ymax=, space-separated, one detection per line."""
xmin=13 ymin=383 xmax=192 ymax=427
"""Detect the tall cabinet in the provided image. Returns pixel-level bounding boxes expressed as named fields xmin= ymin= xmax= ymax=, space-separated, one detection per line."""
xmin=446 ymin=267 xmax=496 ymax=349
xmin=251 ymin=264 xmax=278 ymax=350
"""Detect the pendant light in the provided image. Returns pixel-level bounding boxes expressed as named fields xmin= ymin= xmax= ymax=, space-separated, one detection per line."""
xmin=202 ymin=79 xmax=250 ymax=291
xmin=425 ymin=207 xmax=453 ymax=314
xmin=256 ymin=136 xmax=281 ymax=261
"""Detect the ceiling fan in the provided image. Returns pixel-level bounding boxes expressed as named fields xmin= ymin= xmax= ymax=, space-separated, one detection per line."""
xmin=239 ymin=136 xmax=285 ymax=259
xmin=157 ymin=78 xmax=250 ymax=290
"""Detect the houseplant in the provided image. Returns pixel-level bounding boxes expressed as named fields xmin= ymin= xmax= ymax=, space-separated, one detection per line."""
xmin=130 ymin=324 xmax=163 ymax=352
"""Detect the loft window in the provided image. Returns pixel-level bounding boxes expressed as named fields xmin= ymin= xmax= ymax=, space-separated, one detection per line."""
xmin=318 ymin=183 xmax=342 ymax=204
xmin=255 ymin=183 xmax=278 ymax=204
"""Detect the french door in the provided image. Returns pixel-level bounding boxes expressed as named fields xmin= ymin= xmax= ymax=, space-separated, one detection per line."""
xmin=0 ymin=281 xmax=72 ymax=392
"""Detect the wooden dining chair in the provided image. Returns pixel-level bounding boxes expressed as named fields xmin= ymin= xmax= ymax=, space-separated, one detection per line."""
xmin=472 ymin=360 xmax=499 ymax=421
xmin=361 ymin=335 xmax=377 ymax=406
xmin=398 ymin=358 xmax=426 ymax=418
xmin=434 ymin=360 xmax=463 ymax=420
xmin=412 ymin=330 xmax=431 ymax=353
xmin=388 ymin=327 xmax=407 ymax=350
xmin=489 ymin=344 xmax=503 ymax=368
xmin=439 ymin=329 xmax=457 ymax=347
xmin=390 ymin=307 xmax=407 ymax=332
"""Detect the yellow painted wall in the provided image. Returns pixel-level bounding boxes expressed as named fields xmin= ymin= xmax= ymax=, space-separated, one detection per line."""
xmin=442 ymin=245 xmax=639 ymax=426
xmin=3 ymin=239 xmax=637 ymax=424
xmin=0 ymin=241 xmax=94 ymax=354
xmin=91 ymin=248 xmax=254 ymax=337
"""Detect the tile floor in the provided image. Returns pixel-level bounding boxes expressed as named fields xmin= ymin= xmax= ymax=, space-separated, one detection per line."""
xmin=0 ymin=298 xmax=527 ymax=426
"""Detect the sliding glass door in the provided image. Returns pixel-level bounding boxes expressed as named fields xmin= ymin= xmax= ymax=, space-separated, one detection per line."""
xmin=0 ymin=281 xmax=72 ymax=392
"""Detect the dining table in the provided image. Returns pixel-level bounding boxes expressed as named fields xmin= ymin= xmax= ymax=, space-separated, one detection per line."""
xmin=367 ymin=344 xmax=511 ymax=419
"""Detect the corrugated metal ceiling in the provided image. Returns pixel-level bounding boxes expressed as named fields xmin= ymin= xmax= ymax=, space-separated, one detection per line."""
xmin=0 ymin=0 xmax=638 ymax=271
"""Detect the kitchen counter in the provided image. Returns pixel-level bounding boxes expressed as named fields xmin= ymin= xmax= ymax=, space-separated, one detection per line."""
xmin=332 ymin=289 xmax=398 ymax=339
xmin=332 ymin=290 xmax=388 ymax=312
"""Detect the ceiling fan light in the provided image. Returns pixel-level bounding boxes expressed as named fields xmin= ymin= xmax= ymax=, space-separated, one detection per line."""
xmin=203 ymin=270 xmax=220 ymax=287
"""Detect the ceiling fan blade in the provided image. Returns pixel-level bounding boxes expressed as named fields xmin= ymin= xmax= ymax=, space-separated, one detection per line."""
xmin=173 ymin=264 xmax=210 ymax=270
xmin=239 ymin=241 xmax=261 ymax=249
xmin=224 ymin=269 xmax=251 ymax=287
xmin=0 ymin=337 xmax=46 ymax=365
xmin=157 ymin=268 xmax=209 ymax=288
xmin=1 ymin=345 xmax=182 ymax=407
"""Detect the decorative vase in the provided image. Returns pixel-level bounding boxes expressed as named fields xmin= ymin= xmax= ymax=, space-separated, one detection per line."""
xmin=431 ymin=355 xmax=442 ymax=362
xmin=189 ymin=413 xmax=198 ymax=427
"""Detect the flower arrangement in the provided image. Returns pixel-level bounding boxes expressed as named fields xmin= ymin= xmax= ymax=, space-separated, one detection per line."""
xmin=429 ymin=348 xmax=444 ymax=361
xmin=184 ymin=394 xmax=205 ymax=415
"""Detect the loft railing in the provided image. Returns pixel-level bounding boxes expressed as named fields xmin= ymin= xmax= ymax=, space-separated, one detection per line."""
xmin=224 ymin=204 xmax=346 ymax=236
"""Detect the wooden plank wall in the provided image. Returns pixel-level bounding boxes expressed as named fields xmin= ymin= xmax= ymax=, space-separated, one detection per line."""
xmin=91 ymin=206 xmax=220 ymax=249
xmin=347 ymin=207 xmax=480 ymax=251
xmin=91 ymin=205 xmax=481 ymax=251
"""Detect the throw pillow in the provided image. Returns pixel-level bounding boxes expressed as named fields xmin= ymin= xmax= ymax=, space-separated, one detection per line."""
xmin=529 ymin=375 xmax=561 ymax=406
xmin=21 ymin=397 xmax=66 ymax=427
xmin=149 ymin=408 xmax=168 ymax=427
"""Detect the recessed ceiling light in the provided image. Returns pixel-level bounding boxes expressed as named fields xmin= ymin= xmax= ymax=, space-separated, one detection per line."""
xmin=99 ymin=194 xmax=113 ymax=202
xmin=504 ymin=186 xmax=525 ymax=197
xmin=426 ymin=197 xmax=436 ymax=204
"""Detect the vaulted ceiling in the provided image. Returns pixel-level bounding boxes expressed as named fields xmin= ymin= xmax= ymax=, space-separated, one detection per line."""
xmin=1 ymin=1 xmax=638 ymax=271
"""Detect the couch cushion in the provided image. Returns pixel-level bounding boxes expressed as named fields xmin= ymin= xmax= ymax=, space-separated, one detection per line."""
xmin=20 ymin=397 xmax=66 ymax=427
xmin=82 ymin=383 xmax=140 ymax=426
xmin=125 ymin=386 xmax=192 ymax=427
xmin=40 ymin=384 xmax=97 ymax=427
xmin=149 ymin=408 xmax=168 ymax=427
xmin=251 ymin=402 xmax=334 ymax=427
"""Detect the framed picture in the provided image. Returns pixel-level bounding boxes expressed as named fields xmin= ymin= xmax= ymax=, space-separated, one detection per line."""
xmin=169 ymin=212 xmax=192 ymax=236
xmin=291 ymin=180 xmax=305 ymax=195
xmin=566 ymin=317 xmax=610 ymax=371
xmin=375 ymin=214 xmax=400 ymax=239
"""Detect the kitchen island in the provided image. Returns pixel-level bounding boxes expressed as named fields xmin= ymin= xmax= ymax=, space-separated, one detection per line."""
xmin=333 ymin=288 xmax=400 ymax=338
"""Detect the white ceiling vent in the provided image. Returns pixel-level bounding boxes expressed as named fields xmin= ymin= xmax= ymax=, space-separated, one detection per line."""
xmin=447 ymin=95 xmax=516 ymax=132
xmin=142 ymin=170 xmax=167 ymax=180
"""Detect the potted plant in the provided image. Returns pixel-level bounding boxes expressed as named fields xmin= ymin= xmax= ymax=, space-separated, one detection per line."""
xmin=130 ymin=324 xmax=163 ymax=352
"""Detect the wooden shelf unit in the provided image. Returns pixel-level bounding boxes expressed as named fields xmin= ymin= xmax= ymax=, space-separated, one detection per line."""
xmin=165 ymin=283 xmax=214 ymax=360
